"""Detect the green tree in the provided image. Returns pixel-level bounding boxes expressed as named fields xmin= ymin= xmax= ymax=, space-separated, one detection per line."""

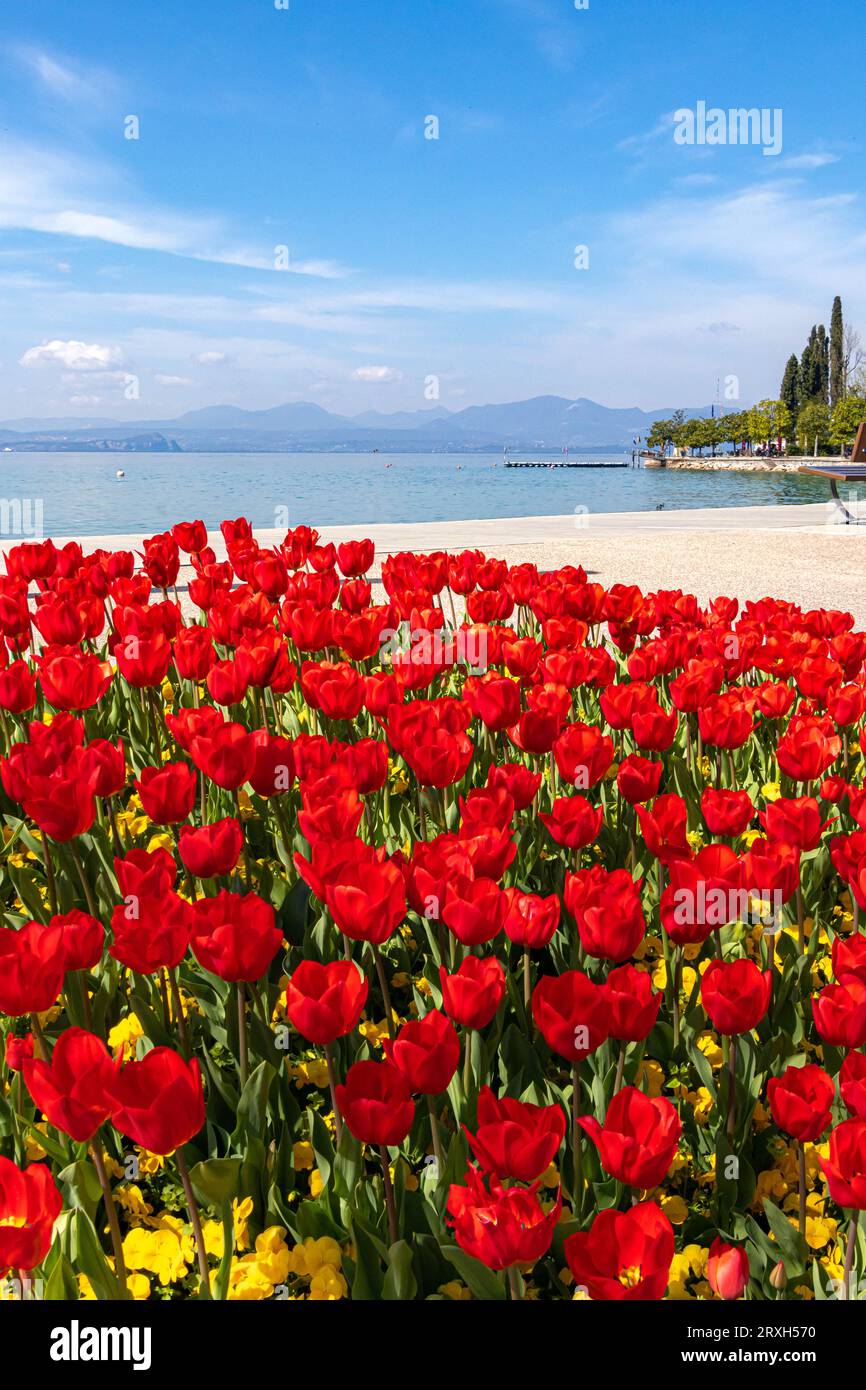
xmin=830 ymin=395 xmax=866 ymax=451
xmin=748 ymin=399 xmax=791 ymax=449
xmin=720 ymin=410 xmax=750 ymax=451
xmin=646 ymin=419 xmax=673 ymax=451
xmin=796 ymin=400 xmax=830 ymax=455
xmin=800 ymin=325 xmax=828 ymax=403
xmin=830 ymin=295 xmax=845 ymax=405
xmin=780 ymin=353 xmax=800 ymax=419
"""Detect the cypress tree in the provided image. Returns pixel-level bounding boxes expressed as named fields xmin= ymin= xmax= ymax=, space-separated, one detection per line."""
xmin=830 ymin=295 xmax=844 ymax=404
xmin=800 ymin=327 xmax=820 ymax=401
xmin=780 ymin=353 xmax=800 ymax=418
xmin=816 ymin=324 xmax=830 ymax=403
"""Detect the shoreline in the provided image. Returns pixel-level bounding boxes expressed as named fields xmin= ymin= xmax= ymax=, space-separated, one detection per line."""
xmin=643 ymin=455 xmax=843 ymax=473
xmin=5 ymin=499 xmax=866 ymax=626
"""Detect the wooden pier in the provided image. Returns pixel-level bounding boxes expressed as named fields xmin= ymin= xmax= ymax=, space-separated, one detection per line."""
xmin=504 ymin=458 xmax=631 ymax=469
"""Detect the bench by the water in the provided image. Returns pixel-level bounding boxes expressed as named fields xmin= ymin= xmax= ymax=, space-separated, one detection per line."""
xmin=800 ymin=424 xmax=866 ymax=524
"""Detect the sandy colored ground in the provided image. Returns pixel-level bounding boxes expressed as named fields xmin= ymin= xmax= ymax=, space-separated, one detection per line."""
xmin=6 ymin=500 xmax=866 ymax=627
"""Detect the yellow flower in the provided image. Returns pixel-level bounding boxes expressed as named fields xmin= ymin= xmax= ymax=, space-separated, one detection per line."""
xmin=309 ymin=1265 xmax=348 ymax=1301
xmin=660 ymin=1194 xmax=689 ymax=1225
xmin=539 ymin=1161 xmax=560 ymax=1189
xmin=79 ymin=1271 xmax=151 ymax=1300
xmin=288 ymin=1059 xmax=330 ymax=1089
xmin=293 ymin=1141 xmax=314 ymax=1171
xmin=250 ymin=1227 xmax=291 ymax=1284
xmin=686 ymin=830 xmax=704 ymax=853
xmin=439 ymin=1280 xmax=472 ymax=1301
xmin=108 ymin=1014 xmax=144 ymax=1059
xmin=650 ymin=958 xmax=667 ymax=991
xmin=114 ymin=1184 xmax=153 ymax=1221
xmin=696 ymin=1032 xmax=723 ymax=1069
xmin=136 ymin=1149 xmax=167 ymax=1177
xmin=122 ymin=1222 xmax=193 ymax=1286
xmin=690 ymin=1087 xmax=714 ymax=1124
xmin=309 ymin=1169 xmax=324 ymax=1199
xmin=637 ymin=1059 xmax=665 ymax=1097
xmin=358 ymin=1017 xmax=399 ymax=1049
xmin=760 ymin=781 xmax=781 ymax=802
xmin=803 ymin=1215 xmax=837 ymax=1250
xmin=146 ymin=831 xmax=174 ymax=854
xmin=227 ymin=1259 xmax=275 ymax=1301
xmin=24 ymin=1127 xmax=48 ymax=1161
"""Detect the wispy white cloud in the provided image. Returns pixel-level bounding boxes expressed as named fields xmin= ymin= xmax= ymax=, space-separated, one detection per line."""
xmin=20 ymin=339 xmax=124 ymax=371
xmin=10 ymin=45 xmax=118 ymax=105
xmin=350 ymin=365 xmax=401 ymax=383
xmin=0 ymin=138 xmax=348 ymax=277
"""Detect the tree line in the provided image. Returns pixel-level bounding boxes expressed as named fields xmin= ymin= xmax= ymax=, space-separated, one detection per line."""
xmin=647 ymin=296 xmax=866 ymax=457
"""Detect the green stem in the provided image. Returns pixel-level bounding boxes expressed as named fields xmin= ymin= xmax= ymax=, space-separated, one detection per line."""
xmin=176 ymin=1149 xmax=212 ymax=1299
xmin=90 ymin=1139 xmax=129 ymax=1299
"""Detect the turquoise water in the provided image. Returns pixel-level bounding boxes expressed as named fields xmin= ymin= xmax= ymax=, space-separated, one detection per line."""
xmin=1 ymin=451 xmax=830 ymax=537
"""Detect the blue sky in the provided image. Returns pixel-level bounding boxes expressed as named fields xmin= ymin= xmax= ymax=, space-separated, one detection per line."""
xmin=1 ymin=0 xmax=863 ymax=421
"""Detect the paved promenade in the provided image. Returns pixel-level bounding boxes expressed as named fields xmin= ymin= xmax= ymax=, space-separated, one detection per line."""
xmin=5 ymin=501 xmax=866 ymax=626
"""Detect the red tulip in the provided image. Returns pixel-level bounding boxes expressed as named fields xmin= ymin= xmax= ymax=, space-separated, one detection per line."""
xmin=0 ymin=661 xmax=36 ymax=713
xmin=178 ymin=818 xmax=243 ymax=878
xmin=441 ymin=875 xmax=510 ymax=947
xmin=383 ymin=1009 xmax=460 ymax=1095
xmin=617 ymin=754 xmax=663 ymax=805
xmin=109 ymin=1048 xmax=205 ymax=1155
xmin=23 ymin=1027 xmax=119 ymax=1142
xmin=464 ymin=1086 xmax=566 ymax=1182
xmin=813 ymin=978 xmax=866 ymax=1049
xmin=136 ymin=762 xmax=196 ymax=825
xmin=489 ymin=761 xmax=542 ymax=811
xmin=0 ymin=1157 xmax=62 ymax=1273
xmin=4 ymin=1033 xmax=34 ymax=1071
xmin=767 ymin=1063 xmax=835 ymax=1141
xmin=285 ymin=960 xmax=368 ymax=1045
xmin=832 ymin=931 xmax=866 ymax=987
xmin=553 ymin=721 xmax=614 ymax=788
xmin=707 ymin=1238 xmax=750 ymax=1300
xmin=52 ymin=909 xmax=104 ymax=972
xmin=447 ymin=1166 xmax=561 ymax=1270
xmin=564 ymin=866 xmax=645 ymax=962
xmin=323 ymin=844 xmax=406 ymax=946
xmin=579 ymin=1086 xmax=680 ymax=1189
xmin=701 ymin=958 xmax=772 ymax=1035
xmin=605 ymin=964 xmax=663 ymax=1041
xmin=840 ymin=1051 xmax=866 ymax=1118
xmin=701 ymin=788 xmax=754 ymax=838
xmin=190 ymin=890 xmax=282 ymax=983
xmin=564 ymin=1200 xmax=674 ymax=1300
xmin=820 ymin=1119 xmax=866 ymax=1210
xmin=635 ymin=794 xmax=690 ymax=864
xmin=335 ymin=1060 xmax=414 ymax=1146
xmin=109 ymin=891 xmax=191 ymax=974
xmin=502 ymin=888 xmax=560 ymax=949
xmin=532 ymin=970 xmax=609 ymax=1061
xmin=189 ymin=722 xmax=256 ymax=791
xmin=439 ymin=956 xmax=505 ymax=1030
xmin=540 ymin=794 xmax=603 ymax=850
xmin=0 ymin=920 xmax=65 ymax=1016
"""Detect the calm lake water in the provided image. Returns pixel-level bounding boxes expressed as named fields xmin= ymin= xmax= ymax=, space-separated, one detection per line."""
xmin=1 ymin=451 xmax=830 ymax=537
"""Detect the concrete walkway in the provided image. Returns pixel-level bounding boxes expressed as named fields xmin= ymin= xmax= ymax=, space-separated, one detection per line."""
xmin=5 ymin=500 xmax=866 ymax=626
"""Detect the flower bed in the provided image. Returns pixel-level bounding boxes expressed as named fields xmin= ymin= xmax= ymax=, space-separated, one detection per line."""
xmin=0 ymin=518 xmax=865 ymax=1303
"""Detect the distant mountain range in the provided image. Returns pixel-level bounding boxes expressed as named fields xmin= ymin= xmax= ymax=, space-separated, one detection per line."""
xmin=0 ymin=396 xmax=717 ymax=453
